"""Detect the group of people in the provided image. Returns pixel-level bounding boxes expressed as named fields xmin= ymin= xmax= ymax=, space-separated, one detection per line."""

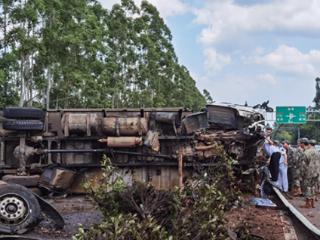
xmin=263 ymin=127 xmax=320 ymax=208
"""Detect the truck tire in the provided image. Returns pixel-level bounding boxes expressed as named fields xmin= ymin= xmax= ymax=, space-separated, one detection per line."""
xmin=3 ymin=107 xmax=44 ymax=120
xmin=3 ymin=120 xmax=44 ymax=131
xmin=0 ymin=183 xmax=41 ymax=234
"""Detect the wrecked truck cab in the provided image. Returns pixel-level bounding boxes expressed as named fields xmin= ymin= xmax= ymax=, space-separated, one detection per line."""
xmin=206 ymin=103 xmax=265 ymax=130
xmin=0 ymin=104 xmax=265 ymax=233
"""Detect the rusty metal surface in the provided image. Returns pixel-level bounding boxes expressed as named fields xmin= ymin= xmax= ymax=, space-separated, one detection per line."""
xmin=182 ymin=112 xmax=208 ymax=135
xmin=50 ymin=169 xmax=76 ymax=190
xmin=99 ymin=137 xmax=142 ymax=147
xmin=62 ymin=113 xmax=102 ymax=137
xmin=2 ymin=175 xmax=40 ymax=187
xmin=153 ymin=112 xmax=178 ymax=123
xmin=130 ymin=167 xmax=182 ymax=190
xmin=40 ymin=168 xmax=76 ymax=191
xmin=206 ymin=104 xmax=238 ymax=129
xmin=102 ymin=117 xmax=148 ymax=136
xmin=144 ymin=131 xmax=160 ymax=152
xmin=47 ymin=107 xmax=190 ymax=112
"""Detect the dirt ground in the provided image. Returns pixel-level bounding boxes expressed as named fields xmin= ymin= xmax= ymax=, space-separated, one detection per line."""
xmin=25 ymin=196 xmax=103 ymax=240
xmin=19 ymin=194 xmax=299 ymax=240
xmin=226 ymin=195 xmax=298 ymax=240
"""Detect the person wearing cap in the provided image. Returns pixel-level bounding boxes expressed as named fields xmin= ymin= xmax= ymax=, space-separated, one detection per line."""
xmin=290 ymin=138 xmax=305 ymax=196
xmin=310 ymin=139 xmax=320 ymax=197
xmin=309 ymin=139 xmax=320 ymax=197
xmin=300 ymin=138 xmax=318 ymax=208
xmin=309 ymin=139 xmax=317 ymax=147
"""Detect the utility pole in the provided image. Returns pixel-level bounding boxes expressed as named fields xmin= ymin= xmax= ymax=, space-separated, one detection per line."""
xmin=297 ymin=125 xmax=301 ymax=140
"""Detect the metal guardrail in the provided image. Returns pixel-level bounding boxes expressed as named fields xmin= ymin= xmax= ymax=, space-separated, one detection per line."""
xmin=273 ymin=186 xmax=320 ymax=239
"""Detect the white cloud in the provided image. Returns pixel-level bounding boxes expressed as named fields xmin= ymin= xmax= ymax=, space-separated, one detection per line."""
xmin=148 ymin=0 xmax=188 ymax=17
xmin=203 ymin=48 xmax=231 ymax=72
xmin=256 ymin=73 xmax=278 ymax=86
xmin=252 ymin=45 xmax=320 ymax=76
xmin=99 ymin=0 xmax=119 ymax=10
xmin=99 ymin=0 xmax=188 ymax=17
xmin=193 ymin=0 xmax=320 ymax=45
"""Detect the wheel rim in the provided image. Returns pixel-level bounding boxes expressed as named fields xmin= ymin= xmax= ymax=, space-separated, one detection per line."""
xmin=0 ymin=194 xmax=28 ymax=225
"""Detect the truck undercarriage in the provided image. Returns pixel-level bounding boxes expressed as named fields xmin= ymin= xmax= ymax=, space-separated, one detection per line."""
xmin=0 ymin=103 xmax=265 ymax=233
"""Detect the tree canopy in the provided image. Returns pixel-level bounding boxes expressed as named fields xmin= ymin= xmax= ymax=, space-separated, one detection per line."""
xmin=0 ymin=0 xmax=206 ymax=110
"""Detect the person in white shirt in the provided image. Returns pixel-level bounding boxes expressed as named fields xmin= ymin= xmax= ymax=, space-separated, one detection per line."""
xmin=263 ymin=137 xmax=288 ymax=192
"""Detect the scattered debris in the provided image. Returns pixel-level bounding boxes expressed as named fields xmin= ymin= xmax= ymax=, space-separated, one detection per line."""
xmin=250 ymin=197 xmax=277 ymax=208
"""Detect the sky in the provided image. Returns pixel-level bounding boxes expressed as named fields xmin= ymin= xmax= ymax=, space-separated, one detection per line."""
xmin=99 ymin=0 xmax=320 ymax=108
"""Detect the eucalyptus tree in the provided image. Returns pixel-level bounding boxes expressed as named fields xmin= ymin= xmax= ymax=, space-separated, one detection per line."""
xmin=0 ymin=0 xmax=205 ymax=110
xmin=0 ymin=0 xmax=44 ymax=107
xmin=106 ymin=0 xmax=205 ymax=109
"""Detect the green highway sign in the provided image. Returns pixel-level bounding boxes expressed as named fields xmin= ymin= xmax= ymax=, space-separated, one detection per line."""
xmin=276 ymin=106 xmax=306 ymax=124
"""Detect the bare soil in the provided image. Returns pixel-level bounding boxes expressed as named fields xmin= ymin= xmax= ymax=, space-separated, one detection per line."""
xmin=226 ymin=195 xmax=298 ymax=240
xmin=25 ymin=196 xmax=103 ymax=240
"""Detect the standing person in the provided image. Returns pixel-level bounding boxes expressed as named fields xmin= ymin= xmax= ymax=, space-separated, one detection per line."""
xmin=264 ymin=137 xmax=288 ymax=192
xmin=283 ymin=140 xmax=294 ymax=191
xmin=263 ymin=136 xmax=281 ymax=187
xmin=291 ymin=139 xmax=305 ymax=196
xmin=309 ymin=139 xmax=320 ymax=196
xmin=300 ymin=138 xmax=318 ymax=208
xmin=278 ymin=141 xmax=288 ymax=192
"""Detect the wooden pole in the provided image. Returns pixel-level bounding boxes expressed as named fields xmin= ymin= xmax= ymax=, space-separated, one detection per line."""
xmin=178 ymin=148 xmax=184 ymax=188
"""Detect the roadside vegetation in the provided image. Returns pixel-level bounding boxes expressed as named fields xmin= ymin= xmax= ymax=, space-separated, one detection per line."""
xmin=73 ymin=144 xmax=241 ymax=240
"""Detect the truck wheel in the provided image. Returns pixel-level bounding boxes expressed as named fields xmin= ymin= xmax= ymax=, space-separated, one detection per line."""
xmin=3 ymin=120 xmax=44 ymax=131
xmin=0 ymin=184 xmax=41 ymax=234
xmin=3 ymin=107 xmax=44 ymax=120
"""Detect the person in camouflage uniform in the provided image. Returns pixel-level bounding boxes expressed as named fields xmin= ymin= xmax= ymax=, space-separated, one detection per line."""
xmin=300 ymin=138 xmax=318 ymax=208
xmin=289 ymin=139 xmax=305 ymax=196
xmin=309 ymin=139 xmax=320 ymax=197
xmin=310 ymin=139 xmax=320 ymax=195
xmin=283 ymin=140 xmax=295 ymax=191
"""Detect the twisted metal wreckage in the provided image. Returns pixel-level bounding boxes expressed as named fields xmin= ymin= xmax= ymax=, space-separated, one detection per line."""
xmin=0 ymin=103 xmax=266 ymax=234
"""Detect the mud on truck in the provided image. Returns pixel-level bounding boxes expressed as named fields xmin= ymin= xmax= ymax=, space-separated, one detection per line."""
xmin=0 ymin=103 xmax=266 ymax=234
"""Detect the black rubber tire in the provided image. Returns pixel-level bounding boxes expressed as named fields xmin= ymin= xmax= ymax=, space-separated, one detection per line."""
xmin=0 ymin=183 xmax=41 ymax=234
xmin=2 ymin=120 xmax=44 ymax=131
xmin=3 ymin=107 xmax=44 ymax=120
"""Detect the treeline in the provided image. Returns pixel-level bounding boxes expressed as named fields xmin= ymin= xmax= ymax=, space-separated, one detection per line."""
xmin=0 ymin=0 xmax=207 ymax=109
xmin=275 ymin=122 xmax=320 ymax=144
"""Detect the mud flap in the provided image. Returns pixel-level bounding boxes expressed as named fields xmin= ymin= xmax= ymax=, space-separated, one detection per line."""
xmin=34 ymin=194 xmax=65 ymax=229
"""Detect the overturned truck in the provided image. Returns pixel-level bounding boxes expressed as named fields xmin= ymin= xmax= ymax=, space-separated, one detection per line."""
xmin=0 ymin=103 xmax=265 ymax=233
